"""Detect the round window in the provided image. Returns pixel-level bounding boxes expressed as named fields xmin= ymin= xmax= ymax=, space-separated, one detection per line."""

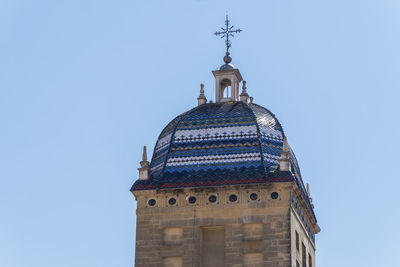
xmin=271 ymin=192 xmax=279 ymax=199
xmin=229 ymin=194 xmax=238 ymax=202
xmin=208 ymin=195 xmax=217 ymax=203
xmin=168 ymin=197 xmax=176 ymax=205
xmin=250 ymin=193 xmax=258 ymax=200
xmin=148 ymin=199 xmax=156 ymax=206
xmin=188 ymin=196 xmax=197 ymax=204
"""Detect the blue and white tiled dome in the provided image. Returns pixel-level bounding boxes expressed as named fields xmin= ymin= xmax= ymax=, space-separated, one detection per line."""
xmin=132 ymin=101 xmax=304 ymax=190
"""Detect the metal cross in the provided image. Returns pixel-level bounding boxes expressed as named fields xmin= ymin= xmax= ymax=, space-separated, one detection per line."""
xmin=214 ymin=15 xmax=242 ymax=53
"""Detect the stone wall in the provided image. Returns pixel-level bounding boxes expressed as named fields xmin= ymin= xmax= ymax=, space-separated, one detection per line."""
xmin=290 ymin=210 xmax=316 ymax=267
xmin=133 ymin=182 xmax=312 ymax=267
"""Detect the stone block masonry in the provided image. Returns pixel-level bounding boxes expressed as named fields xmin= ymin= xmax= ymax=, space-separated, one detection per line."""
xmin=133 ymin=182 xmax=315 ymax=267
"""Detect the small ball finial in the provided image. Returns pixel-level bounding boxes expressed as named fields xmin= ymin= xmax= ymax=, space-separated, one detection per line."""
xmin=223 ymin=52 xmax=232 ymax=64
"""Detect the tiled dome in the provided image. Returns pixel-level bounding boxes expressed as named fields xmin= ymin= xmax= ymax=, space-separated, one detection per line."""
xmin=132 ymin=101 xmax=305 ymax=191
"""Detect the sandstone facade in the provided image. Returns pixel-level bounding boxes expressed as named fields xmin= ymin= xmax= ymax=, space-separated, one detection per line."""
xmin=132 ymin=182 xmax=317 ymax=267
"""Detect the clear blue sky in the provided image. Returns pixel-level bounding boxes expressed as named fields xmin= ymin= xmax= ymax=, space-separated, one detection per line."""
xmin=1 ymin=0 xmax=399 ymax=266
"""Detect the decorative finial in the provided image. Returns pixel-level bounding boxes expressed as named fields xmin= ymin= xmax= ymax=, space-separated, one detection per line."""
xmin=279 ymin=137 xmax=291 ymax=172
xmin=197 ymin=83 xmax=207 ymax=105
xmin=242 ymin=80 xmax=247 ymax=92
xmin=306 ymin=183 xmax=314 ymax=207
xmin=249 ymin=96 xmax=253 ymax=103
xmin=214 ymin=14 xmax=242 ymax=64
xmin=240 ymin=80 xmax=249 ymax=103
xmin=142 ymin=146 xmax=147 ymax=161
xmin=138 ymin=145 xmax=150 ymax=180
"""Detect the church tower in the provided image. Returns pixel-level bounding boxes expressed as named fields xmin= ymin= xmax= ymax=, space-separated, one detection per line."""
xmin=131 ymin=16 xmax=320 ymax=267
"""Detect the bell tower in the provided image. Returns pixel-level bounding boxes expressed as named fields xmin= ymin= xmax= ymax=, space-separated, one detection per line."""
xmin=130 ymin=15 xmax=320 ymax=267
xmin=212 ymin=53 xmax=243 ymax=102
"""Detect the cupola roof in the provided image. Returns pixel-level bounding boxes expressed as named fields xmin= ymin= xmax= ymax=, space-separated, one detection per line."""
xmin=132 ymin=101 xmax=305 ymax=194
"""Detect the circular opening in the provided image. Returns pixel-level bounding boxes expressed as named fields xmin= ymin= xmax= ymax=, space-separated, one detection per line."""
xmin=250 ymin=193 xmax=258 ymax=200
xmin=148 ymin=199 xmax=156 ymax=206
xmin=229 ymin=194 xmax=238 ymax=202
xmin=208 ymin=195 xmax=217 ymax=203
xmin=271 ymin=192 xmax=279 ymax=199
xmin=168 ymin=197 xmax=176 ymax=205
xmin=188 ymin=196 xmax=197 ymax=204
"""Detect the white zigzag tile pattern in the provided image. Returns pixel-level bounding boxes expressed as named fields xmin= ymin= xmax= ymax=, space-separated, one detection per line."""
xmin=155 ymin=133 xmax=172 ymax=152
xmin=173 ymin=125 xmax=258 ymax=143
xmin=166 ymin=152 xmax=261 ymax=166
xmin=263 ymin=154 xmax=281 ymax=163
xmin=258 ymin=125 xmax=283 ymax=140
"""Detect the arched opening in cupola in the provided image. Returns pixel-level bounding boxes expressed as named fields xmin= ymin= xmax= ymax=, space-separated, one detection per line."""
xmin=220 ymin=79 xmax=232 ymax=99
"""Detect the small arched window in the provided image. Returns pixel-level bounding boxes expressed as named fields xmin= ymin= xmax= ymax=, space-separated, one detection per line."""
xmin=220 ymin=79 xmax=232 ymax=99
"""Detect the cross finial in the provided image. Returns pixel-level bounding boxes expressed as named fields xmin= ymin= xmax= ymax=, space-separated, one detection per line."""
xmin=214 ymin=14 xmax=242 ymax=63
